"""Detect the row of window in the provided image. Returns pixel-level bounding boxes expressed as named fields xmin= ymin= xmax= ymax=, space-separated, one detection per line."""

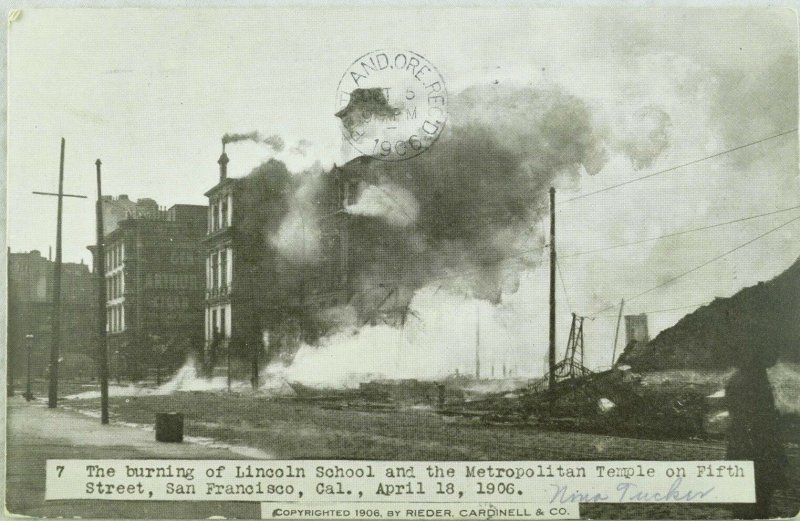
xmin=207 ymin=248 xmax=232 ymax=290
xmin=209 ymin=195 xmax=231 ymax=233
xmin=105 ymin=242 xmax=124 ymax=271
xmin=107 ymin=304 xmax=124 ymax=333
xmin=106 ymin=272 xmax=124 ymax=301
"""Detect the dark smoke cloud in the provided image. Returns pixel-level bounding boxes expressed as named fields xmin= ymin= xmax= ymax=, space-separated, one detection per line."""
xmin=312 ymin=85 xmax=610 ymax=307
xmin=239 ymin=85 xmax=612 ymax=351
xmin=222 ymin=131 xmax=285 ymax=152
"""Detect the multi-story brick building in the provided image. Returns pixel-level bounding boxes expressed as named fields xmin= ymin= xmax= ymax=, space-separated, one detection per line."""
xmin=7 ymin=250 xmax=97 ymax=382
xmin=88 ymin=200 xmax=207 ymax=380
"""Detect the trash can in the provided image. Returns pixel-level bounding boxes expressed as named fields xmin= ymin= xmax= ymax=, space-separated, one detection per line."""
xmin=155 ymin=412 xmax=184 ymax=443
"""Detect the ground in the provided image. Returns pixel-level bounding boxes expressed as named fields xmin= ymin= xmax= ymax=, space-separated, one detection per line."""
xmin=6 ymin=379 xmax=800 ymax=519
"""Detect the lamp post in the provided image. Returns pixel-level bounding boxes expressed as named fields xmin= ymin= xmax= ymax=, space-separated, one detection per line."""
xmin=24 ymin=334 xmax=34 ymax=401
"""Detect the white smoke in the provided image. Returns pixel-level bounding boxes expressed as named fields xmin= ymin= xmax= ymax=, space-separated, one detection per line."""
xmin=270 ymin=207 xmax=322 ymax=264
xmin=612 ymin=105 xmax=672 ymax=170
xmin=260 ymin=287 xmax=541 ymax=389
xmin=345 ymin=183 xmax=420 ymax=227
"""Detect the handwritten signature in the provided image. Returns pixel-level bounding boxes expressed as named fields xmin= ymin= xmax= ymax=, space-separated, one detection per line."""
xmin=549 ymin=478 xmax=716 ymax=503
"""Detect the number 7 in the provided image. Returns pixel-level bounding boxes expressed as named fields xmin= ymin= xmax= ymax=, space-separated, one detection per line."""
xmin=56 ymin=465 xmax=64 ymax=477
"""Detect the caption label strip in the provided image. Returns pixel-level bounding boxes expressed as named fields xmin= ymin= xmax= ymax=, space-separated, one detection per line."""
xmin=47 ymin=459 xmax=754 ymax=517
xmin=261 ymin=502 xmax=578 ymax=520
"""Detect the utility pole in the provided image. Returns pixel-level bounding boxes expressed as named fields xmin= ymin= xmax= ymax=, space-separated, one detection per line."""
xmin=611 ymin=298 xmax=625 ymax=367
xmin=33 ymin=138 xmax=87 ymax=408
xmin=8 ymin=247 xmax=14 ymax=397
xmin=95 ymin=159 xmax=109 ymax=424
xmin=548 ymin=187 xmax=556 ymax=393
xmin=251 ymin=342 xmax=259 ymax=390
xmin=24 ymin=334 xmax=34 ymax=401
xmin=475 ymin=302 xmax=480 ymax=380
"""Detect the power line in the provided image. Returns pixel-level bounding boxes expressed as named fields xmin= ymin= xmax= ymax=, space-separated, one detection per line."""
xmin=352 ymin=204 xmax=800 ymax=299
xmin=562 ymin=128 xmax=797 ymax=204
xmin=593 ymin=301 xmax=711 ymax=318
xmin=561 ymin=204 xmax=800 ymax=259
xmin=588 ymin=213 xmax=800 ymax=317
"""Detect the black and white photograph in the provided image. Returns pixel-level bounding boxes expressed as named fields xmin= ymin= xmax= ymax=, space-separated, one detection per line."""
xmin=4 ymin=6 xmax=800 ymax=520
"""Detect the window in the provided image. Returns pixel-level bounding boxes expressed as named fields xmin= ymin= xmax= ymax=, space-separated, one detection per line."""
xmin=220 ymin=307 xmax=226 ymax=339
xmin=221 ymin=199 xmax=228 ymax=229
xmin=211 ymin=253 xmax=219 ymax=289
xmin=211 ymin=203 xmax=218 ymax=231
xmin=212 ymin=309 xmax=218 ymax=338
xmin=220 ymin=250 xmax=227 ymax=288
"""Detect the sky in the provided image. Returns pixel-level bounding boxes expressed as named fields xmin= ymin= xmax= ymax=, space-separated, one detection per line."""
xmin=7 ymin=8 xmax=799 ymax=377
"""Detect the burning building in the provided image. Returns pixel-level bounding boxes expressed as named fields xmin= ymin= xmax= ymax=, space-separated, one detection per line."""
xmin=209 ymin=85 xmax=641 ymax=378
xmin=202 ymin=148 xmax=370 ymax=372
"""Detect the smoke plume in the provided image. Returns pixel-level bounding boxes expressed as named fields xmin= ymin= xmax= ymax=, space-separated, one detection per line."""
xmin=345 ymin=183 xmax=419 ymax=227
xmin=241 ymin=84 xmax=655 ymax=366
xmin=223 ymin=131 xmax=285 ymax=153
xmin=316 ymin=85 xmax=611 ymax=307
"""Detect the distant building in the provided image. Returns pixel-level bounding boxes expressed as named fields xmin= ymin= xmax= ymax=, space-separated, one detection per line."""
xmin=88 ymin=201 xmax=207 ymax=380
xmin=100 ymin=194 xmax=159 ymax=235
xmin=625 ymin=313 xmax=650 ymax=345
xmin=7 ymin=250 xmax=96 ymax=381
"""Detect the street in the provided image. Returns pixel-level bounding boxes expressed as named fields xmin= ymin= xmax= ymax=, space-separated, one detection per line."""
xmin=7 ymin=381 xmax=800 ymax=519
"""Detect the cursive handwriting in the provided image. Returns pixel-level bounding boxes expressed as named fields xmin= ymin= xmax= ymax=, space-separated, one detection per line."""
xmin=550 ymin=478 xmax=716 ymax=503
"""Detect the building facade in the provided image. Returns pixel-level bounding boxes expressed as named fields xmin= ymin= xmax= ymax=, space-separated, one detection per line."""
xmin=625 ymin=313 xmax=650 ymax=345
xmin=203 ymin=152 xmax=236 ymax=368
xmin=7 ymin=250 xmax=97 ymax=382
xmin=88 ymin=201 xmax=207 ymax=380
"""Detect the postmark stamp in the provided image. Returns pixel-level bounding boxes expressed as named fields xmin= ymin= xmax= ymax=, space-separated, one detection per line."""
xmin=335 ymin=49 xmax=448 ymax=161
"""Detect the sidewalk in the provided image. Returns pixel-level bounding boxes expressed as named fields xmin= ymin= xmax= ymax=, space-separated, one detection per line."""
xmin=6 ymin=396 xmax=262 ymax=519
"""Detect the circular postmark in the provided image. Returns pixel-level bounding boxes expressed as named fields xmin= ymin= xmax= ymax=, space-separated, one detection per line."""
xmin=335 ymin=49 xmax=448 ymax=162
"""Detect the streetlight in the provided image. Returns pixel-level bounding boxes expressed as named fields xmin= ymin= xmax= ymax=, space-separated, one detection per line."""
xmin=24 ymin=334 xmax=34 ymax=401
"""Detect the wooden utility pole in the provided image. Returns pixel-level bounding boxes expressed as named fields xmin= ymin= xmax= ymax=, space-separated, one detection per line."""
xmin=475 ymin=302 xmax=480 ymax=380
xmin=7 ymin=247 xmax=14 ymax=397
xmin=611 ymin=298 xmax=625 ymax=367
xmin=33 ymin=138 xmax=87 ymax=408
xmin=95 ymin=159 xmax=109 ymax=424
xmin=548 ymin=187 xmax=556 ymax=393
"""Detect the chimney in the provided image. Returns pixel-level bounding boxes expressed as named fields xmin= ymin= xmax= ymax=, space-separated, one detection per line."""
xmin=218 ymin=144 xmax=229 ymax=182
